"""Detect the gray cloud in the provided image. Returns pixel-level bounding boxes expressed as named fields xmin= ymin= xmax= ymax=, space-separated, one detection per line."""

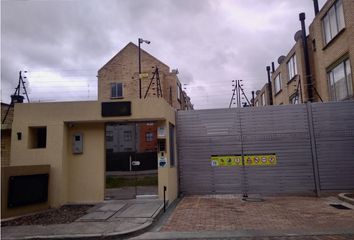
xmin=1 ymin=0 xmax=326 ymax=107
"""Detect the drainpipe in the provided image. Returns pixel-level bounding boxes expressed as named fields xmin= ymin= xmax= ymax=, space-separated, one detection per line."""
xmin=266 ymin=66 xmax=273 ymax=105
xmin=299 ymin=13 xmax=313 ymax=102
xmin=313 ymin=0 xmax=319 ymax=16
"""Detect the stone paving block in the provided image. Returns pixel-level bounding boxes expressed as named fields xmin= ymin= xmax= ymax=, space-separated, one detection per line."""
xmin=77 ymin=211 xmax=116 ymax=221
xmin=116 ymin=202 xmax=162 ymax=218
xmin=97 ymin=203 xmax=126 ymax=212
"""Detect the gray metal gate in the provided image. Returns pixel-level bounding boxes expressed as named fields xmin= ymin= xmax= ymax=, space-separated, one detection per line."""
xmin=177 ymin=101 xmax=354 ymax=196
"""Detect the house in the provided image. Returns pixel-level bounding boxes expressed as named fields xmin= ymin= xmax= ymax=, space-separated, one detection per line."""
xmin=254 ymin=0 xmax=353 ymax=105
xmin=5 ymin=42 xmax=191 ymax=217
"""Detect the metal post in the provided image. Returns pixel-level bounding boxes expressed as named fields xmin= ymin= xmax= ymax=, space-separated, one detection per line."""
xmin=306 ymin=102 xmax=321 ymax=197
xmin=163 ymin=186 xmax=167 ymax=212
xmin=251 ymin=91 xmax=255 ymax=107
xmin=138 ymin=39 xmax=142 ymax=99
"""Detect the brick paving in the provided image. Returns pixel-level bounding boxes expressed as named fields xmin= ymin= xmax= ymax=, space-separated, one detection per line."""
xmin=161 ymin=195 xmax=354 ymax=232
xmin=158 ymin=236 xmax=354 ymax=240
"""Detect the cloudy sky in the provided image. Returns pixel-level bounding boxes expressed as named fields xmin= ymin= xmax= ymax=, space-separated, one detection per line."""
xmin=1 ymin=0 xmax=326 ymax=109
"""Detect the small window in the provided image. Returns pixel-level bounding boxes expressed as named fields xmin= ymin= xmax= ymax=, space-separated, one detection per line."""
xmin=177 ymin=83 xmax=181 ymax=101
xmin=111 ymin=83 xmax=123 ymax=98
xmin=123 ymin=131 xmax=132 ymax=141
xmin=274 ymin=73 xmax=282 ymax=94
xmin=287 ymin=54 xmax=297 ymax=81
xmin=29 ymin=127 xmax=47 ymax=149
xmin=290 ymin=93 xmax=299 ymax=104
xmin=322 ymin=0 xmax=345 ymax=45
xmin=145 ymin=132 xmax=154 ymax=142
xmin=328 ymin=58 xmax=353 ymax=101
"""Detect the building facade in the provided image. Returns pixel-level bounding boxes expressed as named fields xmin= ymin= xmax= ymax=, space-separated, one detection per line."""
xmin=6 ymin=42 xmax=191 ymax=216
xmin=1 ymin=103 xmax=13 ymax=167
xmin=255 ymin=0 xmax=353 ymax=106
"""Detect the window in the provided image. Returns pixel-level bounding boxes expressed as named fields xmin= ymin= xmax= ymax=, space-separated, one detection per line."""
xmin=287 ymin=54 xmax=297 ymax=80
xmin=111 ymin=83 xmax=123 ymax=98
xmin=328 ymin=58 xmax=353 ymax=101
xmin=261 ymin=93 xmax=266 ymax=106
xmin=290 ymin=93 xmax=299 ymax=104
xmin=145 ymin=132 xmax=154 ymax=142
xmin=177 ymin=83 xmax=181 ymax=101
xmin=29 ymin=127 xmax=47 ymax=149
xmin=105 ymin=131 xmax=113 ymax=142
xmin=123 ymin=130 xmax=132 ymax=141
xmin=274 ymin=74 xmax=282 ymax=94
xmin=255 ymin=100 xmax=259 ymax=107
xmin=322 ymin=0 xmax=345 ymax=45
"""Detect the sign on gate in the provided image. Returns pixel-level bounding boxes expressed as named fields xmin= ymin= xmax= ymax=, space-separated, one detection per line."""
xmin=211 ymin=154 xmax=277 ymax=167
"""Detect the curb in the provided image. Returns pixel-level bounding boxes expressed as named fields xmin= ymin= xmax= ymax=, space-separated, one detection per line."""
xmin=338 ymin=193 xmax=354 ymax=205
xmin=2 ymin=200 xmax=169 ymax=240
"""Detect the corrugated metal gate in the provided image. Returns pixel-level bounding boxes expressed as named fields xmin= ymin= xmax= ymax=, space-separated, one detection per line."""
xmin=177 ymin=101 xmax=354 ymax=195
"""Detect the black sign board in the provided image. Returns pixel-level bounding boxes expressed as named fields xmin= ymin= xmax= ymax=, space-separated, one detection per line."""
xmin=101 ymin=102 xmax=131 ymax=117
xmin=8 ymin=174 xmax=49 ymax=208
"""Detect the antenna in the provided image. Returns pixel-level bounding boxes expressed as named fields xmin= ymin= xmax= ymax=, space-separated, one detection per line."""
xmin=2 ymin=71 xmax=30 ymax=124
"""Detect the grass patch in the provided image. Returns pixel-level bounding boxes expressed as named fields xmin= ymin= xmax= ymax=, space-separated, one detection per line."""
xmin=106 ymin=175 xmax=158 ymax=188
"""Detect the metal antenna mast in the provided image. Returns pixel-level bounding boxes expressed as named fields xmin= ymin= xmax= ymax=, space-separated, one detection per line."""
xmin=2 ymin=71 xmax=30 ymax=124
xmin=144 ymin=66 xmax=163 ymax=99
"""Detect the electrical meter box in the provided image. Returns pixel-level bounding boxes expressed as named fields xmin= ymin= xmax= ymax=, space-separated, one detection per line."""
xmin=72 ymin=133 xmax=83 ymax=154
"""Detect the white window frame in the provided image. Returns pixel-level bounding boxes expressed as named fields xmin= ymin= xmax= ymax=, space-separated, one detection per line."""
xmin=274 ymin=73 xmax=282 ymax=94
xmin=328 ymin=58 xmax=353 ymax=101
xmin=289 ymin=93 xmax=299 ymax=104
xmin=177 ymin=83 xmax=181 ymax=101
xmin=322 ymin=0 xmax=345 ymax=45
xmin=287 ymin=54 xmax=297 ymax=81
xmin=111 ymin=82 xmax=123 ymax=99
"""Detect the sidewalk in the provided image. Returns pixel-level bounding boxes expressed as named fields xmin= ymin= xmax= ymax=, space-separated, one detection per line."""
xmin=1 ymin=198 xmax=164 ymax=240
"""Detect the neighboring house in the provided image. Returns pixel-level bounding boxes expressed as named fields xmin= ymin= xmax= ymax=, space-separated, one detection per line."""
xmin=1 ymin=102 xmax=14 ymax=167
xmin=255 ymin=0 xmax=353 ymax=105
xmin=253 ymin=83 xmax=272 ymax=107
xmin=98 ymin=42 xmax=192 ymax=110
xmin=9 ymin=42 xmax=192 ymax=208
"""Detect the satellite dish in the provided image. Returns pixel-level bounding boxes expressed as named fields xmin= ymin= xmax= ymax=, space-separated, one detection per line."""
xmin=278 ymin=55 xmax=286 ymax=64
xmin=256 ymin=90 xmax=261 ymax=95
xmin=294 ymin=30 xmax=303 ymax=42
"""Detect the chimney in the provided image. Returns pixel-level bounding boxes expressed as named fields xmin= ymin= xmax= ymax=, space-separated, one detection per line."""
xmin=271 ymin=62 xmax=275 ymax=73
xmin=266 ymin=66 xmax=273 ymax=105
xmin=313 ymin=0 xmax=319 ymax=15
xmin=299 ymin=12 xmax=313 ymax=102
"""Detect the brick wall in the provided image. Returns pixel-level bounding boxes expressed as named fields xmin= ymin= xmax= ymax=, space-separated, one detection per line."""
xmin=309 ymin=0 xmax=354 ymax=101
xmin=97 ymin=42 xmax=188 ymax=110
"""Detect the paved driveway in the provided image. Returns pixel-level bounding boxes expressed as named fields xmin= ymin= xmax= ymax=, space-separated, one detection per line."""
xmin=161 ymin=195 xmax=354 ymax=233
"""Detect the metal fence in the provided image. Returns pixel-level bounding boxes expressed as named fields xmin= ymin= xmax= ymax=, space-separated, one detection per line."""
xmin=176 ymin=101 xmax=354 ymax=196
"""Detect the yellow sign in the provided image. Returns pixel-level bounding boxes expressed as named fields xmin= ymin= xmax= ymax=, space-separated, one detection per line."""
xmin=210 ymin=155 xmax=242 ymax=167
xmin=139 ymin=73 xmax=149 ymax=79
xmin=211 ymin=154 xmax=277 ymax=167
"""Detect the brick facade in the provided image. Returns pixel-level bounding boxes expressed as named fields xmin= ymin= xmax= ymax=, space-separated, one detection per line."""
xmin=1 ymin=103 xmax=13 ymax=167
xmin=97 ymin=42 xmax=193 ymax=110
xmin=256 ymin=0 xmax=353 ymax=106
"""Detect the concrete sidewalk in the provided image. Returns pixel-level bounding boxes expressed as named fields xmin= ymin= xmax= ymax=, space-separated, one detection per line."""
xmin=1 ymin=198 xmax=164 ymax=240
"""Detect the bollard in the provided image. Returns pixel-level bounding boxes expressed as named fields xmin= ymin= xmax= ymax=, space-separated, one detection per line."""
xmin=163 ymin=186 xmax=167 ymax=212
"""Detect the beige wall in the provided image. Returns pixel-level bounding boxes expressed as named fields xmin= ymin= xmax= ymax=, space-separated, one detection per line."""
xmin=10 ymin=98 xmax=178 ymax=207
xmin=67 ymin=123 xmax=105 ymax=204
xmin=309 ymin=0 xmax=354 ymax=101
xmin=271 ymin=40 xmax=307 ymax=105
